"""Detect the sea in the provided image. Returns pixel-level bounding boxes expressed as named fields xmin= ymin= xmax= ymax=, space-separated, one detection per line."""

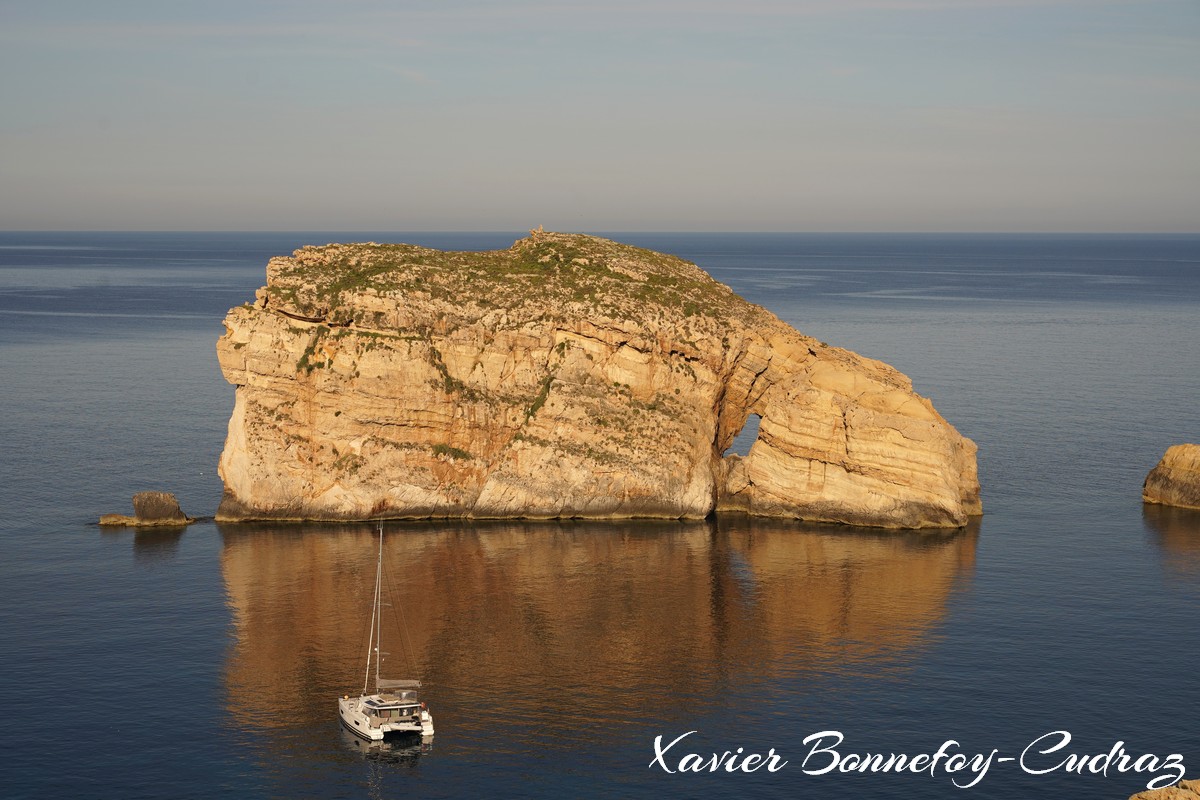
xmin=1 ymin=231 xmax=1197 ymax=800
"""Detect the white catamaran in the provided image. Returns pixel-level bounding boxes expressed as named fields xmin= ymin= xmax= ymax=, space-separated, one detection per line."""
xmin=338 ymin=525 xmax=434 ymax=741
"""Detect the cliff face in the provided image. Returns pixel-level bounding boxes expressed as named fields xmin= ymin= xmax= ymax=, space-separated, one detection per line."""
xmin=215 ymin=232 xmax=981 ymax=528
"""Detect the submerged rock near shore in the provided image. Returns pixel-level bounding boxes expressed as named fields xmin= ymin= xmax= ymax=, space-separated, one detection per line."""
xmin=215 ymin=231 xmax=980 ymax=528
xmin=1144 ymin=444 xmax=1200 ymax=510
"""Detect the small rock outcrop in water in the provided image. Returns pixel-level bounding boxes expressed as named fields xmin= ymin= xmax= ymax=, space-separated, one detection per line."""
xmin=1130 ymin=779 xmax=1200 ymax=800
xmin=100 ymin=491 xmax=193 ymax=527
xmin=1143 ymin=444 xmax=1200 ymax=510
xmin=215 ymin=232 xmax=981 ymax=528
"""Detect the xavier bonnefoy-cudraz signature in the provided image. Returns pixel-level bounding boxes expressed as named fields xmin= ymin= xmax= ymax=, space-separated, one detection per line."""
xmin=649 ymin=730 xmax=1186 ymax=790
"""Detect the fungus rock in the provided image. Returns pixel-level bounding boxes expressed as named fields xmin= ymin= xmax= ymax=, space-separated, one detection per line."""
xmin=215 ymin=233 xmax=981 ymax=528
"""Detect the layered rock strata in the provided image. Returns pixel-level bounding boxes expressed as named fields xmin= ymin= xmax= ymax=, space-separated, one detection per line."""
xmin=215 ymin=232 xmax=981 ymax=528
xmin=1143 ymin=444 xmax=1200 ymax=510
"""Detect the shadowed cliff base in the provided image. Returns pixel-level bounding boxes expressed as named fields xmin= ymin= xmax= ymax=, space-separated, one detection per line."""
xmin=216 ymin=232 xmax=980 ymax=529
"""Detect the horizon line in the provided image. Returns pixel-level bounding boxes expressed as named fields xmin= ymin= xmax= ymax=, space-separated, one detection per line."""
xmin=2 ymin=229 xmax=1198 ymax=237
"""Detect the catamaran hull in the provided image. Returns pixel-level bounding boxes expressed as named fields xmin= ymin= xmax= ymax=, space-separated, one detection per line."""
xmin=339 ymin=696 xmax=435 ymax=740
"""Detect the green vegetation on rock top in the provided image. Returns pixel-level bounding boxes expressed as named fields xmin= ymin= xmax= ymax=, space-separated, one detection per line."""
xmin=264 ymin=232 xmax=761 ymax=331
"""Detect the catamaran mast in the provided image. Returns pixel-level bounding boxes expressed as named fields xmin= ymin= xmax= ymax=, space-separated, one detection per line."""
xmin=363 ymin=523 xmax=384 ymax=695
xmin=375 ymin=523 xmax=383 ymax=692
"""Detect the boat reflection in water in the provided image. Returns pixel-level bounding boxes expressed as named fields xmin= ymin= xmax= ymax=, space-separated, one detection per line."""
xmin=220 ymin=516 xmax=977 ymax=767
xmin=338 ymin=728 xmax=432 ymax=762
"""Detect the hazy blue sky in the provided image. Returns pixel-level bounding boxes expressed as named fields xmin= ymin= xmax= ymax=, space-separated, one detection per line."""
xmin=1 ymin=0 xmax=1197 ymax=231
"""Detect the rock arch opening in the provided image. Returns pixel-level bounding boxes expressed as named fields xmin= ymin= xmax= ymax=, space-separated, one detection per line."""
xmin=723 ymin=413 xmax=762 ymax=458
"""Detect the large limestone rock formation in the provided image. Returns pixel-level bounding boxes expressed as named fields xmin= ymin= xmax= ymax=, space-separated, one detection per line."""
xmin=215 ymin=232 xmax=980 ymax=528
xmin=1144 ymin=444 xmax=1200 ymax=510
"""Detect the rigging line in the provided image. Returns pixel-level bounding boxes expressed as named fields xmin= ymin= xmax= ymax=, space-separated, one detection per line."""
xmin=353 ymin=523 xmax=379 ymax=686
xmin=364 ymin=525 xmax=383 ymax=694
xmin=382 ymin=543 xmax=420 ymax=675
xmin=384 ymin=544 xmax=422 ymax=676
xmin=354 ymin=605 xmax=374 ymax=691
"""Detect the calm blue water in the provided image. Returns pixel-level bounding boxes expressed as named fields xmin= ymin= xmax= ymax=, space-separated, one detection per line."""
xmin=1 ymin=232 xmax=1198 ymax=799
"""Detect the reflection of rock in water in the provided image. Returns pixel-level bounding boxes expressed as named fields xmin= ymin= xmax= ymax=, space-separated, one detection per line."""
xmin=131 ymin=526 xmax=186 ymax=565
xmin=710 ymin=516 xmax=977 ymax=669
xmin=219 ymin=518 xmax=976 ymax=748
xmin=1143 ymin=503 xmax=1200 ymax=578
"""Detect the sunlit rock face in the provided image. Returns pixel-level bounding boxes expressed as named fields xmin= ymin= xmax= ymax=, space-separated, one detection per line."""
xmin=1144 ymin=444 xmax=1200 ymax=511
xmin=215 ymin=232 xmax=980 ymax=528
xmin=1129 ymin=778 xmax=1200 ymax=800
